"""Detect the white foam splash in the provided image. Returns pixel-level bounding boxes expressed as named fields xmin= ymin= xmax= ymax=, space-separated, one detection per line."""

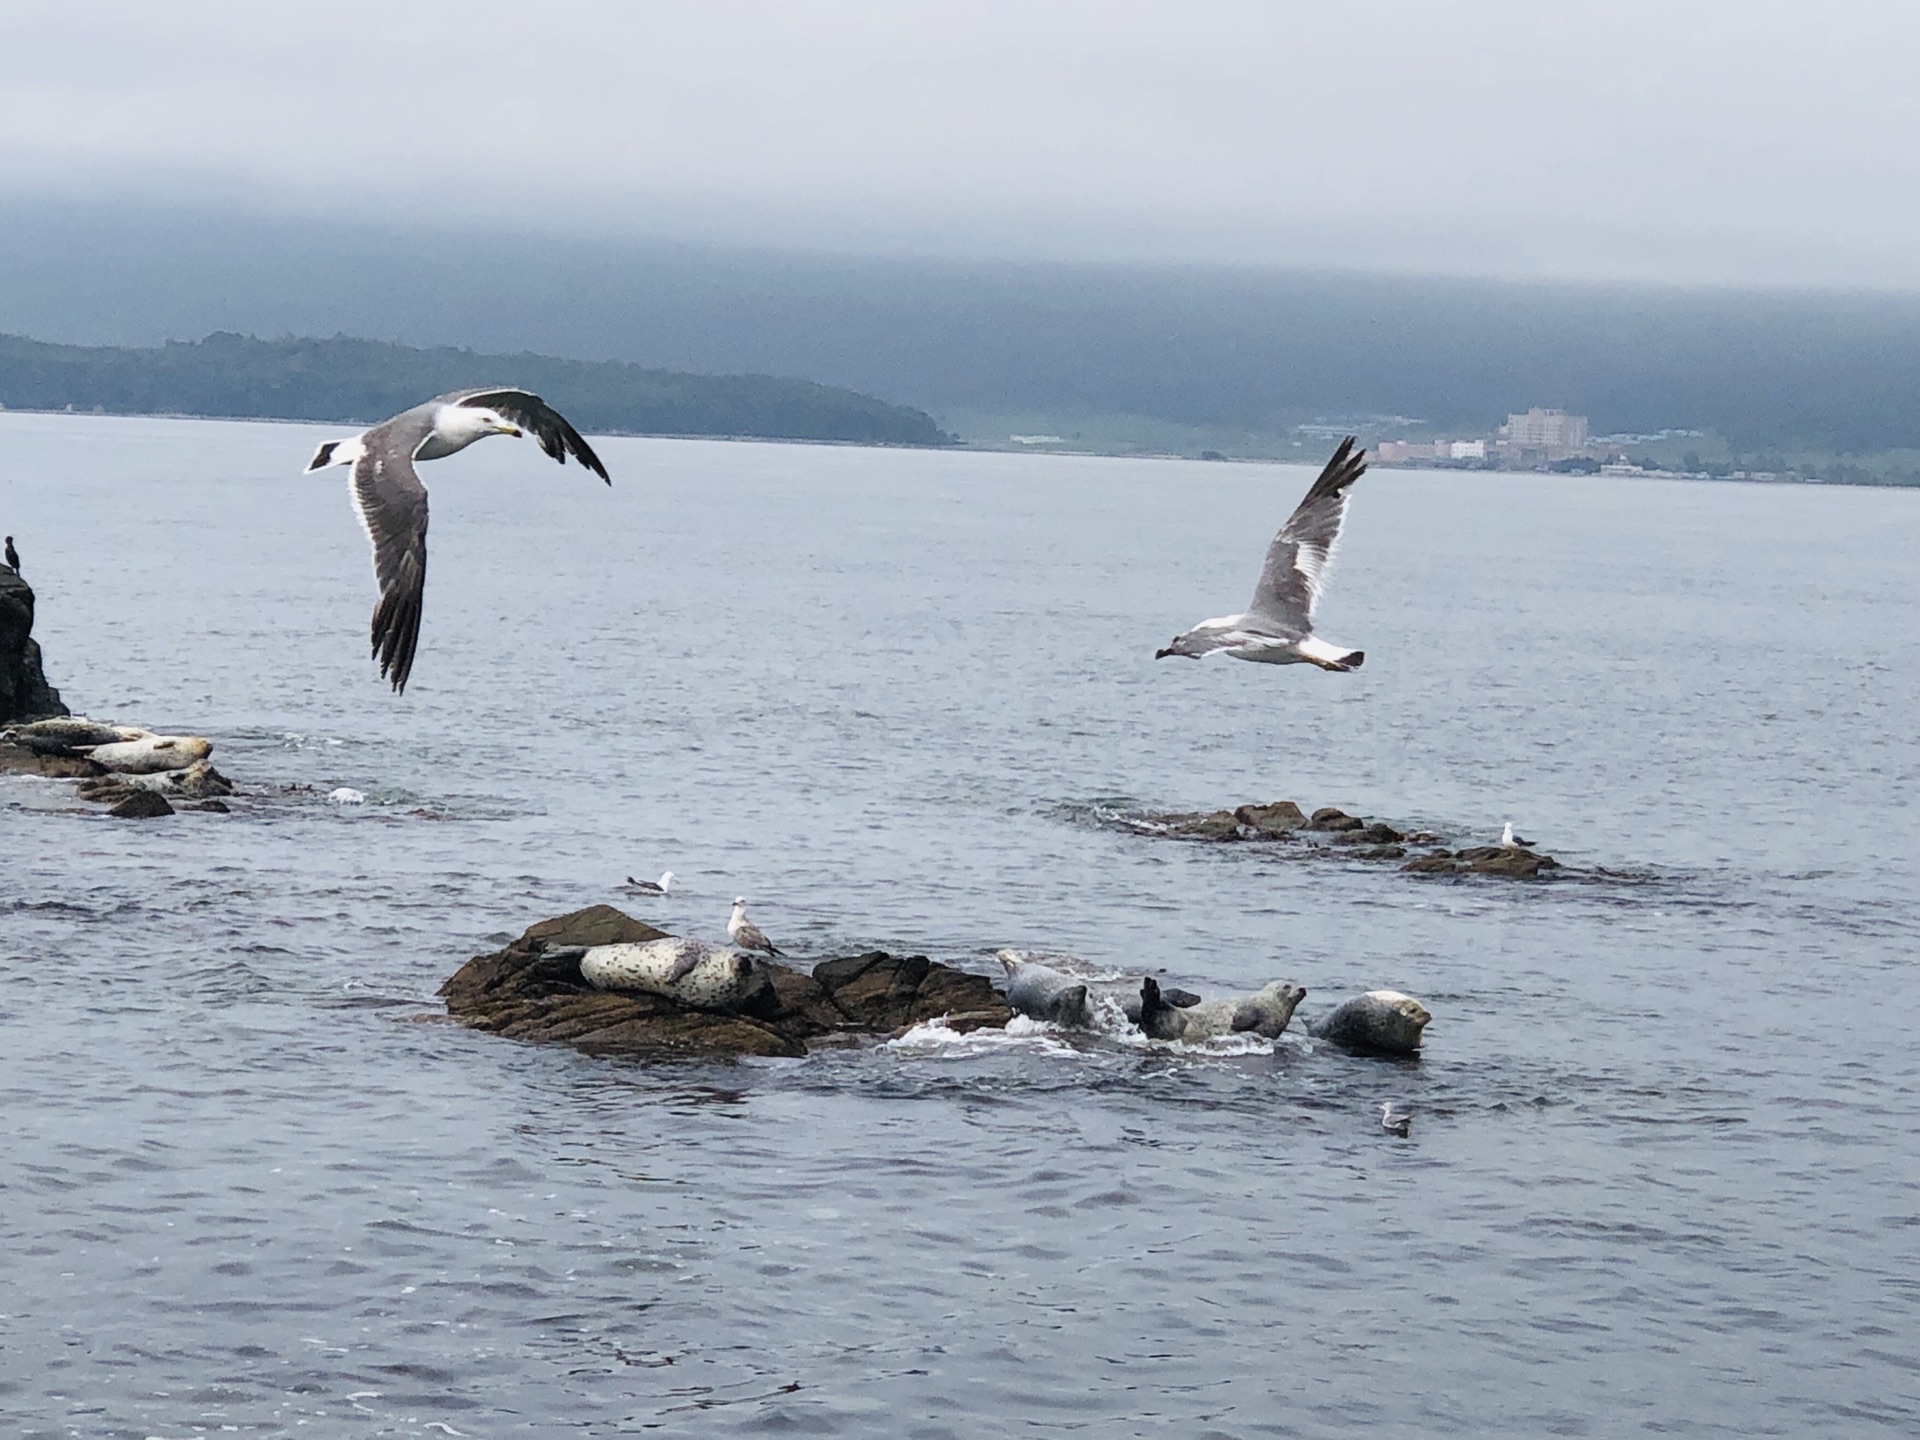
xmin=885 ymin=1014 xmax=1079 ymax=1057
xmin=326 ymin=787 xmax=367 ymax=806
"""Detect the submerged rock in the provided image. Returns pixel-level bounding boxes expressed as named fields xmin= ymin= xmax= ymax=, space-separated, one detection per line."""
xmin=1404 ymin=846 xmax=1559 ymax=878
xmin=439 ymin=905 xmax=1013 ymax=1060
xmin=108 ymin=790 xmax=175 ymax=819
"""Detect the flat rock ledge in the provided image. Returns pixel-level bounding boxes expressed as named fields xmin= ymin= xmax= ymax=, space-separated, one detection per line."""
xmin=1115 ymin=801 xmax=1561 ymax=877
xmin=439 ymin=905 xmax=1014 ymax=1060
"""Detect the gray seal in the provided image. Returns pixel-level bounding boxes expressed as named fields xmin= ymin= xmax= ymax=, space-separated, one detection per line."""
xmin=572 ymin=938 xmax=771 ymax=1012
xmin=996 ymin=951 xmax=1201 ymax=1030
xmin=1308 ymin=990 xmax=1431 ymax=1055
xmin=1137 ymin=976 xmax=1306 ymax=1043
xmin=997 ymin=953 xmax=1097 ymax=1028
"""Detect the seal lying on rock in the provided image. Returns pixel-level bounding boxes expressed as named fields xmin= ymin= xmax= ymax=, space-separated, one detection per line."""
xmin=996 ymin=950 xmax=1202 ymax=1029
xmin=562 ymin=937 xmax=772 ymax=1013
xmin=2 ymin=717 xmax=148 ymax=748
xmin=83 ymin=734 xmax=213 ymax=774
xmin=1137 ymin=976 xmax=1306 ymax=1042
xmin=1308 ymin=990 xmax=1431 ymax=1055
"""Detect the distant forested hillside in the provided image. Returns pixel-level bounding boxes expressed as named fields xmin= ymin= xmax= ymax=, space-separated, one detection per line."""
xmin=0 ymin=332 xmax=954 ymax=446
xmin=7 ymin=202 xmax=1920 ymax=455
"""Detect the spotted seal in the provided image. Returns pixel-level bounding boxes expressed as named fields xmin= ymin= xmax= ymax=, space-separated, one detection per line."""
xmin=2 ymin=717 xmax=150 ymax=749
xmin=1137 ymin=976 xmax=1306 ymax=1043
xmin=1308 ymin=990 xmax=1430 ymax=1055
xmin=571 ymin=937 xmax=771 ymax=1012
xmin=84 ymin=734 xmax=213 ymax=774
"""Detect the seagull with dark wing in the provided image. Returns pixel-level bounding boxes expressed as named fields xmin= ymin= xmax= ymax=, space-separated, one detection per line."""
xmin=1156 ymin=437 xmax=1367 ymax=670
xmin=728 ymin=897 xmax=782 ymax=958
xmin=305 ymin=388 xmax=610 ymax=692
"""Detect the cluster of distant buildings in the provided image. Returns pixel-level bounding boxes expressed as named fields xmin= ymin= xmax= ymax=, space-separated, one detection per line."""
xmin=1375 ymin=408 xmax=1594 ymax=467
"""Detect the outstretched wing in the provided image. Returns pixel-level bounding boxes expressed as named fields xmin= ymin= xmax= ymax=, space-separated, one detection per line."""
xmin=1246 ymin=436 xmax=1367 ymax=631
xmin=449 ymin=388 xmax=610 ymax=483
xmin=351 ymin=444 xmax=430 ymax=693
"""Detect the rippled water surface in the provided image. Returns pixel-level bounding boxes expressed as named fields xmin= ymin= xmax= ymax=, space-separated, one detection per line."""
xmin=3 ymin=413 xmax=1918 ymax=1436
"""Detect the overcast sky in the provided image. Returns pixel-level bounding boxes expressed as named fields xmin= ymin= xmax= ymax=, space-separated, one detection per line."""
xmin=5 ymin=0 xmax=1919 ymax=288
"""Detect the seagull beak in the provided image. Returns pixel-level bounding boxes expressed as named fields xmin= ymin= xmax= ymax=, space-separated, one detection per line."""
xmin=500 ymin=424 xmax=522 ymax=437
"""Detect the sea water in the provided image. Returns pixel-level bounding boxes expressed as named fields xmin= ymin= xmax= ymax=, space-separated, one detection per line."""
xmin=2 ymin=413 xmax=1917 ymax=1436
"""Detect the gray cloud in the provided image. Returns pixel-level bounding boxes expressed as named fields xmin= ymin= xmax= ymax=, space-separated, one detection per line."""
xmin=5 ymin=0 xmax=1920 ymax=286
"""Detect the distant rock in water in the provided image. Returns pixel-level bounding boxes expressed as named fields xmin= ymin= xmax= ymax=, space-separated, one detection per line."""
xmin=439 ymin=906 xmax=1013 ymax=1060
xmin=1086 ymin=797 xmax=1562 ymax=878
xmin=0 ymin=564 xmax=67 ymax=725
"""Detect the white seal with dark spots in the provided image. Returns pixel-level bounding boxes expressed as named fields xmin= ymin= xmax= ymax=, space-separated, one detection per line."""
xmin=1137 ymin=977 xmax=1306 ymax=1043
xmin=579 ymin=937 xmax=769 ymax=1012
xmin=1309 ymin=990 xmax=1431 ymax=1054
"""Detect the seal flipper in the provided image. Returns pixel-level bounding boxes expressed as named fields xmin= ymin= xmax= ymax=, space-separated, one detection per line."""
xmin=663 ymin=944 xmax=704 ymax=985
xmin=1162 ymin=987 xmax=1202 ymax=1009
xmin=1229 ymin=1002 xmax=1262 ymax=1033
xmin=1137 ymin=977 xmax=1184 ymax=1041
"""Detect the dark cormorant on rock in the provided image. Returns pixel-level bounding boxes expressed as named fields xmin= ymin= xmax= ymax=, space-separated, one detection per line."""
xmin=3 ymin=537 xmax=17 ymax=574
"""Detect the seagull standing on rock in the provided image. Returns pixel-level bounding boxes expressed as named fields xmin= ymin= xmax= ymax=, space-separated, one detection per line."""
xmin=1499 ymin=822 xmax=1534 ymax=849
xmin=728 ymin=898 xmax=782 ymax=958
xmin=304 ymin=389 xmax=609 ymax=693
xmin=1157 ymin=437 xmax=1367 ymax=670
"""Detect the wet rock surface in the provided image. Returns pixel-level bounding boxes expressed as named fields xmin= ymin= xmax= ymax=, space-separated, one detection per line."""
xmin=439 ymin=905 xmax=1014 ymax=1060
xmin=0 ymin=566 xmax=67 ymax=726
xmin=1095 ymin=799 xmax=1564 ymax=878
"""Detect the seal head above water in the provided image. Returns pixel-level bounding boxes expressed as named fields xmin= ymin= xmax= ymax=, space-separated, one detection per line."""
xmin=1308 ymin=990 xmax=1431 ymax=1055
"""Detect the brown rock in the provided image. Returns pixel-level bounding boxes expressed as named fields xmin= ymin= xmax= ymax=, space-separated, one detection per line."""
xmin=0 ymin=742 xmax=103 ymax=778
xmin=108 ymin=790 xmax=174 ymax=819
xmin=1233 ymin=800 xmax=1308 ymax=837
xmin=1308 ymin=807 xmax=1366 ymax=831
xmin=188 ymin=799 xmax=231 ymax=813
xmin=439 ymin=908 xmax=1012 ymax=1061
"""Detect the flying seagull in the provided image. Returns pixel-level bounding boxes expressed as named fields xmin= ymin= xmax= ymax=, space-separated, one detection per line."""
xmin=1379 ymin=1101 xmax=1412 ymax=1138
xmin=624 ymin=871 xmax=676 ymax=896
xmin=305 ymin=389 xmax=609 ymax=692
xmin=1499 ymin=822 xmax=1535 ymax=850
xmin=1156 ymin=437 xmax=1367 ymax=669
xmin=728 ymin=897 xmax=782 ymax=957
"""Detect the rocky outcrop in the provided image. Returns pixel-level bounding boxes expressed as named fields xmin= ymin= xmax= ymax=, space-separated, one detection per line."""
xmin=439 ymin=906 xmax=1014 ymax=1060
xmin=1101 ymin=798 xmax=1559 ymax=878
xmin=0 ymin=565 xmax=66 ymax=725
xmin=1402 ymin=846 xmax=1559 ymax=878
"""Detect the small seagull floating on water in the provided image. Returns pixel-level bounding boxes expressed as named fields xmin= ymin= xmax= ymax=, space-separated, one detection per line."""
xmin=1156 ymin=437 xmax=1368 ymax=670
xmin=728 ymin=897 xmax=782 ymax=957
xmin=1499 ymin=822 xmax=1534 ymax=850
xmin=1379 ymin=1101 xmax=1412 ymax=1138
xmin=304 ymin=388 xmax=609 ymax=693
xmin=624 ymin=871 xmax=676 ymax=896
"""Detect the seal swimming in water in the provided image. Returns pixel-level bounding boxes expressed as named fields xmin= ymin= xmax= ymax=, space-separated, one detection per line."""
xmin=1137 ymin=976 xmax=1306 ymax=1043
xmin=83 ymin=734 xmax=214 ymax=774
xmin=569 ymin=937 xmax=771 ymax=1012
xmin=1309 ymin=990 xmax=1431 ymax=1055
xmin=995 ymin=950 xmax=1201 ymax=1029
